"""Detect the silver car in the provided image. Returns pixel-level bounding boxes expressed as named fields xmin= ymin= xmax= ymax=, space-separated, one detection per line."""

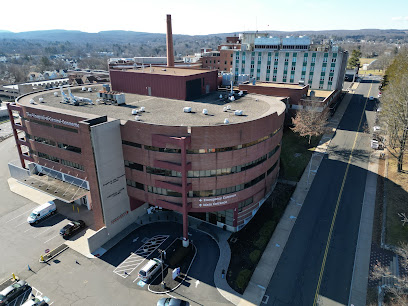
xmin=0 ymin=280 xmax=29 ymax=305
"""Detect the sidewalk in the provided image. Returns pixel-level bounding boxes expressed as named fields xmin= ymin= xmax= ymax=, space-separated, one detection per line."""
xmin=237 ymin=91 xmax=356 ymax=306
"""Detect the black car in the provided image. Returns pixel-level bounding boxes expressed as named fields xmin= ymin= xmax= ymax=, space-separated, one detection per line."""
xmin=59 ymin=220 xmax=85 ymax=238
xmin=0 ymin=280 xmax=29 ymax=305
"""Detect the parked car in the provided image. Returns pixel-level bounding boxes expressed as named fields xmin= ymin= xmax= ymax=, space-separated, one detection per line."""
xmin=157 ymin=297 xmax=190 ymax=306
xmin=27 ymin=201 xmax=57 ymax=224
xmin=59 ymin=220 xmax=85 ymax=239
xmin=138 ymin=258 xmax=163 ymax=282
xmin=0 ymin=280 xmax=30 ymax=305
xmin=21 ymin=296 xmax=46 ymax=306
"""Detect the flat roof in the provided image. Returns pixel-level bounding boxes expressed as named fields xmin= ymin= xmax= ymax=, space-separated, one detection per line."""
xmin=244 ymin=82 xmax=306 ymax=89
xmin=125 ymin=67 xmax=211 ymax=76
xmin=18 ymin=85 xmax=286 ymax=127
xmin=308 ymin=89 xmax=333 ymax=98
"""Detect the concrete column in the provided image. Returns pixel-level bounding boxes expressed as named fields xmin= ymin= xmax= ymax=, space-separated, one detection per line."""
xmin=181 ymin=137 xmax=189 ymax=247
xmin=7 ymin=104 xmax=25 ymax=169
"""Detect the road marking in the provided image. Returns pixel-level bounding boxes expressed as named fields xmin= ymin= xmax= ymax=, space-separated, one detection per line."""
xmin=133 ymin=237 xmax=139 ymax=242
xmin=5 ymin=208 xmax=35 ymax=223
xmin=313 ymin=82 xmax=373 ymax=306
xmin=24 ymin=227 xmax=36 ymax=233
xmin=113 ymin=235 xmax=169 ymax=278
xmin=44 ymin=234 xmax=60 ymax=244
xmin=166 ymin=292 xmax=176 ymax=299
xmin=33 ymin=226 xmax=55 ymax=238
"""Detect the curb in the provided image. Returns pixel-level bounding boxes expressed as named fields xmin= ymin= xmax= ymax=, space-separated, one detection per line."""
xmin=147 ymin=242 xmax=197 ymax=294
xmin=39 ymin=244 xmax=69 ymax=263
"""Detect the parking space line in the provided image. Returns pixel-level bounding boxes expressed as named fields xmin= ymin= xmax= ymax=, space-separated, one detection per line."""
xmin=5 ymin=208 xmax=36 ymax=223
xmin=15 ymin=220 xmax=29 ymax=228
xmin=33 ymin=226 xmax=55 ymax=238
xmin=44 ymin=234 xmax=60 ymax=244
xmin=113 ymin=235 xmax=169 ymax=278
xmin=24 ymin=227 xmax=36 ymax=233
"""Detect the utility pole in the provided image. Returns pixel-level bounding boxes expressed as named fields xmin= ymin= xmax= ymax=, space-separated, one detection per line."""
xmin=158 ymin=248 xmax=166 ymax=288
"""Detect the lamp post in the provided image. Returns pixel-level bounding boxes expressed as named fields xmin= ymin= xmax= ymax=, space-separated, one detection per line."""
xmin=158 ymin=248 xmax=166 ymax=288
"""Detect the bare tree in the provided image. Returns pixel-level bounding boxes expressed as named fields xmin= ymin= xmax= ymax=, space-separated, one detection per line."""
xmin=379 ymin=65 xmax=408 ymax=172
xmin=291 ymin=108 xmax=330 ymax=144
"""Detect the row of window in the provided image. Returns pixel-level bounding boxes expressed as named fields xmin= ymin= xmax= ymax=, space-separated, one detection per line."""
xmin=122 ymin=127 xmax=282 ymax=155
xmin=30 ymin=150 xmax=84 ymax=171
xmin=23 ymin=118 xmax=78 ymax=133
xmin=205 ymin=60 xmax=233 ymax=65
xmin=136 ymin=160 xmax=278 ymax=198
xmin=26 ymin=133 xmax=81 ymax=154
xmin=125 ymin=143 xmax=280 ymax=179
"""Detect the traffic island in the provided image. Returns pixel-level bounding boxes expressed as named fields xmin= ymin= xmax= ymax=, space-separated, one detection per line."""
xmin=148 ymin=238 xmax=196 ymax=293
xmin=39 ymin=244 xmax=69 ymax=263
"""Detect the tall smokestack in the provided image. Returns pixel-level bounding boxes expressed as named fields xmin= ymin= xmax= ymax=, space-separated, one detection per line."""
xmin=166 ymin=14 xmax=175 ymax=67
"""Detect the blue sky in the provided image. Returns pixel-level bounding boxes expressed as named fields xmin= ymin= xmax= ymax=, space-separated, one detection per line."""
xmin=1 ymin=0 xmax=407 ymax=34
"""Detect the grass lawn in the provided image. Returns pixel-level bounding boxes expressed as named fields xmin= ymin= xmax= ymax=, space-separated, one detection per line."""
xmin=226 ymin=183 xmax=295 ymax=294
xmin=358 ymin=69 xmax=384 ymax=76
xmin=359 ymin=58 xmax=377 ymax=65
xmin=280 ymin=127 xmax=321 ymax=181
xmin=385 ymin=151 xmax=408 ymax=246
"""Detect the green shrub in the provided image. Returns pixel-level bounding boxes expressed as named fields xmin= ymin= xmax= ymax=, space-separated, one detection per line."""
xmin=260 ymin=220 xmax=276 ymax=237
xmin=254 ymin=235 xmax=269 ymax=249
xmin=236 ymin=269 xmax=252 ymax=290
xmin=249 ymin=250 xmax=261 ymax=264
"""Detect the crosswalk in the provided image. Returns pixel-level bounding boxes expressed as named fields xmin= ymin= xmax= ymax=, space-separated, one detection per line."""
xmin=113 ymin=235 xmax=169 ymax=278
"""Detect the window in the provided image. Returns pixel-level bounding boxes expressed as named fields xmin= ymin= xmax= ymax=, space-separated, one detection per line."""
xmin=322 ymin=67 xmax=326 ymax=72
xmin=292 ymin=57 xmax=297 ymax=63
xmin=238 ymin=197 xmax=253 ymax=212
xmin=124 ymin=160 xmax=143 ymax=171
xmin=61 ymin=159 xmax=84 ymax=171
xmin=311 ymin=57 xmax=316 ymax=63
xmin=320 ymin=76 xmax=325 ymax=81
xmin=126 ymin=179 xmax=144 ymax=190
xmin=310 ymin=66 xmax=314 ymax=72
xmin=291 ymin=66 xmax=296 ymax=71
xmin=323 ymin=57 xmax=328 ymax=63
xmin=58 ymin=143 xmax=81 ymax=153
xmin=331 ymin=58 xmax=336 ymax=63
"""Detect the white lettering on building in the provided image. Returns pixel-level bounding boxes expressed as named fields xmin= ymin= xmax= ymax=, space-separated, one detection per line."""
xmin=26 ymin=111 xmax=80 ymax=128
xmin=198 ymin=194 xmax=237 ymax=207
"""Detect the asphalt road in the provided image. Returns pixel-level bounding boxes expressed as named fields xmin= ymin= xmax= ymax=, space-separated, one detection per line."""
xmin=265 ymin=78 xmax=379 ymax=305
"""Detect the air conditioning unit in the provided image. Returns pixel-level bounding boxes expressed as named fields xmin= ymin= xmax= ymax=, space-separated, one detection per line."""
xmin=183 ymin=107 xmax=192 ymax=113
xmin=224 ymin=118 xmax=230 ymax=124
xmin=202 ymin=109 xmax=208 ymax=115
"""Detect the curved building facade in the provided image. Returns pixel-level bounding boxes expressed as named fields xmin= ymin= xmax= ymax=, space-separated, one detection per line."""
xmin=7 ymin=84 xmax=285 ymax=251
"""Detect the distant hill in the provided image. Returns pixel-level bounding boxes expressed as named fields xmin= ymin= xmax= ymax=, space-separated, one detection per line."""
xmin=0 ymin=29 xmax=406 ymax=44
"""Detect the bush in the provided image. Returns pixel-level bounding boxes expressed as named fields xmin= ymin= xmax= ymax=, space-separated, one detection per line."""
xmin=254 ymin=235 xmax=269 ymax=249
xmin=260 ymin=220 xmax=276 ymax=237
xmin=249 ymin=250 xmax=261 ymax=264
xmin=236 ymin=269 xmax=252 ymax=290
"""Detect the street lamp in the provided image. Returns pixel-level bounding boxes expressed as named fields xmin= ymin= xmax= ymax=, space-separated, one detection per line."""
xmin=158 ymin=248 xmax=166 ymax=288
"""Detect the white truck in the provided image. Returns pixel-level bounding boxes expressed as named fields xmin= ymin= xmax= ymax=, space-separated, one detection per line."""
xmin=27 ymin=201 xmax=57 ymax=224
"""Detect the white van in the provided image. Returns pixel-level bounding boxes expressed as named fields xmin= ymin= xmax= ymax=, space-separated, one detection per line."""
xmin=27 ymin=201 xmax=57 ymax=224
xmin=138 ymin=258 xmax=163 ymax=281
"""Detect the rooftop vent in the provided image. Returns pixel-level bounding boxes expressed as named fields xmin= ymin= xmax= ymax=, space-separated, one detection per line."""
xmin=54 ymin=92 xmax=59 ymax=97
xmin=134 ymin=116 xmax=140 ymax=121
xmin=88 ymin=88 xmax=92 ymax=92
xmin=81 ymin=87 xmax=87 ymax=91
xmin=219 ymin=94 xmax=223 ymax=99
xmin=223 ymin=106 xmax=228 ymax=112
xmin=202 ymin=109 xmax=208 ymax=115
xmin=29 ymin=99 xmax=35 ymax=104
xmin=226 ymin=105 xmax=231 ymax=110
xmin=132 ymin=109 xmax=139 ymax=115
xmin=224 ymin=118 xmax=229 ymax=124
xmin=234 ymin=110 xmax=243 ymax=116
xmin=229 ymin=96 xmax=235 ymax=101
xmin=183 ymin=107 xmax=192 ymax=113
xmin=238 ymin=91 xmax=243 ymax=96
xmin=39 ymin=97 xmax=44 ymax=103
xmin=140 ymin=107 xmax=145 ymax=112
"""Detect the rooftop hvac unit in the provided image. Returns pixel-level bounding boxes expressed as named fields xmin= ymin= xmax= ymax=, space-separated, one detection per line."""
xmin=223 ymin=106 xmax=228 ymax=112
xmin=219 ymin=94 xmax=223 ymax=99
xmin=82 ymin=87 xmax=87 ymax=91
xmin=238 ymin=91 xmax=243 ymax=96
xmin=54 ymin=92 xmax=59 ymax=97
xmin=183 ymin=107 xmax=192 ymax=113
xmin=39 ymin=97 xmax=44 ymax=103
xmin=132 ymin=109 xmax=138 ymax=115
xmin=88 ymin=88 xmax=92 ymax=92
xmin=30 ymin=99 xmax=35 ymax=104
xmin=202 ymin=109 xmax=208 ymax=115
xmin=134 ymin=116 xmax=140 ymax=121
xmin=229 ymin=96 xmax=235 ymax=101
xmin=226 ymin=105 xmax=231 ymax=110
xmin=234 ymin=110 xmax=243 ymax=116
xmin=224 ymin=118 xmax=229 ymax=124
xmin=96 ymin=99 xmax=101 ymax=105
xmin=140 ymin=106 xmax=145 ymax=112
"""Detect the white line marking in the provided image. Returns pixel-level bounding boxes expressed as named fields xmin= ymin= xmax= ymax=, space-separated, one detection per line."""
xmin=44 ymin=234 xmax=60 ymax=244
xmin=5 ymin=208 xmax=36 ymax=223
xmin=133 ymin=276 xmax=140 ymax=283
xmin=33 ymin=226 xmax=55 ymax=238
xmin=24 ymin=227 xmax=35 ymax=233
xmin=166 ymin=292 xmax=176 ymax=299
xmin=15 ymin=220 xmax=28 ymax=228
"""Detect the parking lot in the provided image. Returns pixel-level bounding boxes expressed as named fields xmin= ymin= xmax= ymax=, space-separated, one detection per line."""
xmin=0 ymin=280 xmax=54 ymax=306
xmin=0 ymin=201 xmax=85 ymax=283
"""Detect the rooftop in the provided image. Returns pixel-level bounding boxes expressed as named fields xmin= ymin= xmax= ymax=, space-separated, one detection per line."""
xmin=126 ymin=67 xmax=211 ymax=76
xmin=18 ymin=85 xmax=286 ymax=127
